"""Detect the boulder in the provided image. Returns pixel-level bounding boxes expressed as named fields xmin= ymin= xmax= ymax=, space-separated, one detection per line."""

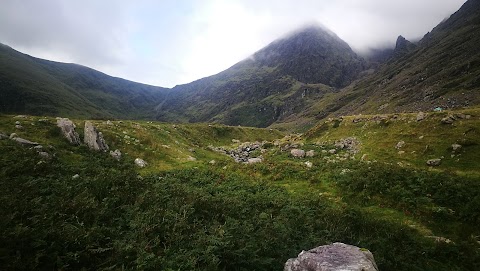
xmin=284 ymin=242 xmax=378 ymax=271
xmin=451 ymin=144 xmax=462 ymax=152
xmin=9 ymin=133 xmax=18 ymax=139
xmin=306 ymin=150 xmax=315 ymax=157
xmin=134 ymin=158 xmax=147 ymax=168
xmin=328 ymin=149 xmax=336 ymax=154
xmin=426 ymin=159 xmax=442 ymax=166
xmin=84 ymin=121 xmax=109 ymax=151
xmin=15 ymin=125 xmax=23 ymax=129
xmin=416 ymin=112 xmax=426 ymax=121
xmin=291 ymin=149 xmax=306 ymax=158
xmin=441 ymin=115 xmax=454 ymax=124
xmin=56 ymin=118 xmax=81 ymax=145
xmin=247 ymin=157 xmax=263 ymax=164
xmin=110 ymin=149 xmax=122 ymax=161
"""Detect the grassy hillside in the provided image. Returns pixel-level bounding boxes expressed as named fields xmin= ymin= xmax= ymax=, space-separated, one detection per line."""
xmin=0 ymin=43 xmax=167 ymax=119
xmin=1 ymin=113 xmax=479 ymax=270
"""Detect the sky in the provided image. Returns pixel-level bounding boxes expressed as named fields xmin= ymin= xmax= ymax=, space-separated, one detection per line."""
xmin=0 ymin=0 xmax=467 ymax=88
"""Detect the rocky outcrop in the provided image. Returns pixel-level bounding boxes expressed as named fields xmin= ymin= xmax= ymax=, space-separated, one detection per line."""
xmin=56 ymin=118 xmax=81 ymax=145
xmin=334 ymin=137 xmax=360 ymax=154
xmin=209 ymin=141 xmax=264 ymax=163
xmin=284 ymin=243 xmax=378 ymax=271
xmin=84 ymin=121 xmax=109 ymax=152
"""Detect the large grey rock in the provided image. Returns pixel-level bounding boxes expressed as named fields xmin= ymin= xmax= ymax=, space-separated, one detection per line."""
xmin=284 ymin=243 xmax=378 ymax=271
xmin=56 ymin=118 xmax=81 ymax=145
xmin=426 ymin=158 xmax=442 ymax=166
xmin=291 ymin=149 xmax=306 ymax=158
xmin=11 ymin=137 xmax=39 ymax=146
xmin=84 ymin=121 xmax=109 ymax=151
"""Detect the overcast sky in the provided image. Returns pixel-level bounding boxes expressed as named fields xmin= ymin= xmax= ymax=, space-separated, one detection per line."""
xmin=0 ymin=0 xmax=467 ymax=88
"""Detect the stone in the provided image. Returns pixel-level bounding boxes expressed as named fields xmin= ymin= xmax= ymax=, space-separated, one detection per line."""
xmin=328 ymin=149 xmax=336 ymax=154
xmin=305 ymin=161 xmax=313 ymax=168
xmin=360 ymin=154 xmax=368 ymax=161
xmin=441 ymin=116 xmax=454 ymax=124
xmin=110 ymin=149 xmax=122 ymax=161
xmin=247 ymin=157 xmax=263 ymax=164
xmin=134 ymin=158 xmax=147 ymax=168
xmin=0 ymin=133 xmax=8 ymax=140
xmin=15 ymin=121 xmax=21 ymax=125
xmin=426 ymin=159 xmax=442 ymax=166
xmin=306 ymin=150 xmax=315 ymax=157
xmin=284 ymin=242 xmax=378 ymax=271
xmin=9 ymin=133 xmax=18 ymax=139
xmin=416 ymin=111 xmax=426 ymax=121
xmin=451 ymin=144 xmax=462 ymax=152
xmin=232 ymin=139 xmax=240 ymax=143
xmin=398 ymin=151 xmax=405 ymax=155
xmin=106 ymin=120 xmax=113 ymax=125
xmin=209 ymin=160 xmax=216 ymax=165
xmin=38 ymin=152 xmax=51 ymax=160
xmin=33 ymin=145 xmax=43 ymax=151
xmin=84 ymin=121 xmax=109 ymax=151
xmin=11 ymin=137 xmax=39 ymax=146
xmin=72 ymin=174 xmax=80 ymax=180
xmin=395 ymin=141 xmax=405 ymax=149
xmin=15 ymin=125 xmax=23 ymax=129
xmin=291 ymin=149 xmax=306 ymax=158
xmin=56 ymin=118 xmax=81 ymax=145
xmin=186 ymin=156 xmax=197 ymax=161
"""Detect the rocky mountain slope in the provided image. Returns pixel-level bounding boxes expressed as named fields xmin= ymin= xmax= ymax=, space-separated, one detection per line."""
xmin=301 ymin=0 xmax=480 ymax=120
xmin=0 ymin=44 xmax=167 ymax=119
xmin=154 ymin=25 xmax=365 ymax=127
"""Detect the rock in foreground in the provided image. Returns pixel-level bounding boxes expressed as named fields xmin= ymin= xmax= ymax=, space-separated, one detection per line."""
xmin=84 ymin=121 xmax=109 ymax=151
xmin=284 ymin=242 xmax=378 ymax=271
xmin=56 ymin=118 xmax=81 ymax=145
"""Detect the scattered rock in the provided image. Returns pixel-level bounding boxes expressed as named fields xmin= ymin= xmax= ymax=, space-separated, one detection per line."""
xmin=56 ymin=118 xmax=81 ymax=145
xmin=14 ymin=115 xmax=27 ymax=118
xmin=304 ymin=161 xmax=313 ymax=168
xmin=106 ymin=120 xmax=114 ymax=125
xmin=247 ymin=157 xmax=263 ymax=164
xmin=334 ymin=137 xmax=361 ymax=154
xmin=0 ymin=133 xmax=8 ymax=140
xmin=33 ymin=145 xmax=43 ymax=151
xmin=11 ymin=137 xmax=39 ymax=146
xmin=38 ymin=152 xmax=51 ymax=160
xmin=72 ymin=174 xmax=80 ymax=180
xmin=306 ymin=150 xmax=315 ymax=157
xmin=426 ymin=159 xmax=442 ymax=166
xmin=361 ymin=154 xmax=368 ymax=161
xmin=15 ymin=121 xmax=21 ymax=125
xmin=426 ymin=236 xmax=454 ymax=244
xmin=416 ymin=112 xmax=426 ymax=121
xmin=186 ymin=156 xmax=197 ymax=161
xmin=110 ymin=149 xmax=122 ymax=161
xmin=441 ymin=115 xmax=455 ymax=124
xmin=134 ymin=158 xmax=147 ymax=168
xmin=419 ymin=135 xmax=424 ymax=139
xmin=84 ymin=121 xmax=109 ymax=151
xmin=395 ymin=141 xmax=405 ymax=149
xmin=284 ymin=242 xmax=378 ymax=271
xmin=451 ymin=144 xmax=462 ymax=152
xmin=232 ymin=139 xmax=240 ymax=143
xmin=15 ymin=125 xmax=23 ymax=129
xmin=9 ymin=133 xmax=18 ymax=139
xmin=291 ymin=149 xmax=306 ymax=158
xmin=209 ymin=160 xmax=216 ymax=165
xmin=209 ymin=141 xmax=263 ymax=163
xmin=328 ymin=149 xmax=337 ymax=154
xmin=398 ymin=151 xmax=405 ymax=155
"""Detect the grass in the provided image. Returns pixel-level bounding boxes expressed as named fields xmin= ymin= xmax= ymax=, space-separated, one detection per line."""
xmin=1 ymin=112 xmax=480 ymax=270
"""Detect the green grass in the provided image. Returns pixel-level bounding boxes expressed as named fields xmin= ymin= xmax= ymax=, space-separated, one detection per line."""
xmin=1 ymin=113 xmax=480 ymax=270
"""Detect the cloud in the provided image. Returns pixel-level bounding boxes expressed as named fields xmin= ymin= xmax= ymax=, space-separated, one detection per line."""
xmin=0 ymin=0 xmax=467 ymax=87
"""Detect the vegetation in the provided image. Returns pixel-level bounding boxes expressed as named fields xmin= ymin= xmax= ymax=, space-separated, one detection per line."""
xmin=1 ymin=113 xmax=479 ymax=270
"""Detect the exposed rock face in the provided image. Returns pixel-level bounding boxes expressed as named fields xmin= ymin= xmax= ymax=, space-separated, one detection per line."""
xmin=134 ymin=158 xmax=147 ymax=168
xmin=84 ymin=121 xmax=109 ymax=151
xmin=110 ymin=149 xmax=122 ymax=161
xmin=285 ymin=243 xmax=378 ymax=271
xmin=291 ymin=149 xmax=306 ymax=158
xmin=56 ymin=118 xmax=81 ymax=145
xmin=427 ymin=158 xmax=442 ymax=166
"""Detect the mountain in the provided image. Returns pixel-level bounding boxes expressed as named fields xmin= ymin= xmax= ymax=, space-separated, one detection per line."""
xmin=0 ymin=44 xmax=167 ymax=119
xmin=154 ymin=25 xmax=365 ymax=128
xmin=298 ymin=0 xmax=480 ymax=119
